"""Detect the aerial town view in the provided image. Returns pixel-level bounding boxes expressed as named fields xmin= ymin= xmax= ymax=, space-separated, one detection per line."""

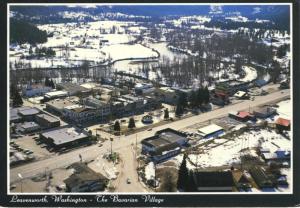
xmin=8 ymin=4 xmax=292 ymax=193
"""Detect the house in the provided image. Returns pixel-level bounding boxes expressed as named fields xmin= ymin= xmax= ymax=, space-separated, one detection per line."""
xmin=141 ymin=128 xmax=188 ymax=163
xmin=215 ymin=80 xmax=250 ymax=96
xmin=134 ymin=83 xmax=155 ymax=95
xmin=40 ymin=126 xmax=90 ymax=151
xmin=190 ymin=171 xmax=234 ymax=192
xmin=197 ymin=124 xmax=224 ymax=139
xmin=64 ymin=162 xmax=108 ymax=192
xmin=275 ymin=117 xmax=290 ymax=131
xmin=253 ymin=107 xmax=277 ymax=119
xmin=249 ymin=167 xmax=274 ymax=189
xmin=35 ymin=114 xmax=60 ymax=129
xmin=229 ymin=111 xmax=255 ymax=122
xmin=262 ymin=150 xmax=291 ymax=162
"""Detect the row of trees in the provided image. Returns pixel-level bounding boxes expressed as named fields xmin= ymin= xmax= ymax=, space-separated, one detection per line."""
xmin=113 ymin=117 xmax=136 ymax=132
xmin=45 ymin=77 xmax=55 ymax=89
xmin=10 ymin=84 xmax=23 ymax=107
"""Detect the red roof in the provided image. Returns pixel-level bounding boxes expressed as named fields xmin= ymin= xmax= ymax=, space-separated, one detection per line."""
xmin=276 ymin=118 xmax=290 ymax=127
xmin=237 ymin=111 xmax=250 ymax=118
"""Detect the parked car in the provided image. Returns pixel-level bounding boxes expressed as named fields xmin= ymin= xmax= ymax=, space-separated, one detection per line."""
xmin=126 ymin=178 xmax=131 ymax=184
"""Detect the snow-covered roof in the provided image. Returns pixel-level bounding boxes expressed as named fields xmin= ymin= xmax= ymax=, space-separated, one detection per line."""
xmin=198 ymin=124 xmax=224 ymax=136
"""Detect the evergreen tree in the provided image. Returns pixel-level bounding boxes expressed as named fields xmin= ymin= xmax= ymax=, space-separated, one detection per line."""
xmin=12 ymin=89 xmax=23 ymax=107
xmin=160 ymin=170 xmax=176 ymax=192
xmin=189 ymin=90 xmax=198 ymax=108
xmin=186 ymin=171 xmax=197 ymax=192
xmin=164 ymin=108 xmax=169 ymax=120
xmin=45 ymin=77 xmax=50 ymax=87
xmin=114 ymin=121 xmax=121 ymax=132
xmin=128 ymin=117 xmax=136 ymax=129
xmin=178 ymin=93 xmax=188 ymax=109
xmin=177 ymin=154 xmax=188 ymax=191
xmin=49 ymin=79 xmax=55 ymax=89
xmin=196 ymin=88 xmax=204 ymax=107
xmin=175 ymin=104 xmax=183 ymax=117
xmin=203 ymin=86 xmax=210 ymax=104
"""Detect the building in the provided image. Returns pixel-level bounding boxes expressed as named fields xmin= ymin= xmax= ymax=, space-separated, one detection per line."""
xmin=35 ymin=114 xmax=60 ymax=129
xmin=19 ymin=121 xmax=40 ymax=133
xmin=253 ymin=107 xmax=277 ymax=119
xmin=16 ymin=107 xmax=40 ymax=121
xmin=249 ymin=167 xmax=274 ymax=189
xmin=116 ymin=94 xmax=145 ymax=115
xmin=10 ymin=107 xmax=32 ymax=123
xmin=82 ymin=97 xmax=111 ymax=117
xmin=197 ymin=124 xmax=224 ymax=139
xmin=40 ymin=126 xmax=90 ymax=150
xmin=215 ymin=80 xmax=250 ymax=96
xmin=156 ymin=87 xmax=178 ymax=104
xmin=275 ymin=117 xmax=290 ymax=131
xmin=232 ymin=171 xmax=252 ymax=191
xmin=22 ymin=84 xmax=52 ymax=97
xmin=233 ymin=91 xmax=249 ymax=100
xmin=45 ymin=98 xmax=76 ymax=116
xmin=56 ymin=82 xmax=91 ymax=96
xmin=63 ymin=105 xmax=102 ymax=124
xmin=44 ymin=90 xmax=68 ymax=101
xmin=141 ymin=128 xmax=188 ymax=163
xmin=134 ymin=83 xmax=155 ymax=95
xmin=229 ymin=111 xmax=255 ymax=122
xmin=190 ymin=171 xmax=234 ymax=192
xmin=64 ymin=162 xmax=108 ymax=192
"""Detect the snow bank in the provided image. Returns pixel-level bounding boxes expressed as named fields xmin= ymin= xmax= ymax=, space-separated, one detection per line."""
xmin=239 ymin=66 xmax=258 ymax=82
xmin=145 ymin=162 xmax=155 ymax=180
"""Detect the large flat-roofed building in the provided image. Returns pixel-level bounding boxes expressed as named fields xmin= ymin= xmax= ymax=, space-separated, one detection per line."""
xmin=56 ymin=82 xmax=91 ymax=96
xmin=44 ymin=90 xmax=68 ymax=101
xmin=10 ymin=106 xmax=40 ymax=122
xmin=141 ymin=128 xmax=188 ymax=163
xmin=156 ymin=87 xmax=178 ymax=104
xmin=19 ymin=121 xmax=40 ymax=133
xmin=45 ymin=98 xmax=76 ymax=115
xmin=63 ymin=105 xmax=101 ymax=124
xmin=197 ymin=124 xmax=224 ymax=139
xmin=35 ymin=114 xmax=60 ymax=129
xmin=40 ymin=126 xmax=90 ymax=150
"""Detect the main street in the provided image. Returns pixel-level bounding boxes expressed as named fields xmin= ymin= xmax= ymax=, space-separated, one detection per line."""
xmin=10 ymin=88 xmax=290 ymax=192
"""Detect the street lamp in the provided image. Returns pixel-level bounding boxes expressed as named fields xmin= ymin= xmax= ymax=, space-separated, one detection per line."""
xmin=17 ymin=173 xmax=23 ymax=193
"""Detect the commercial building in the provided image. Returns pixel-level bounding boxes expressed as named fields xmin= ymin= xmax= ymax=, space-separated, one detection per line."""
xmin=64 ymin=162 xmax=109 ymax=192
xmin=56 ymin=82 xmax=91 ymax=96
xmin=44 ymin=90 xmax=68 ymax=101
xmin=197 ymin=124 xmax=224 ymax=139
xmin=45 ymin=98 xmax=76 ymax=116
xmin=19 ymin=121 xmax=40 ymax=133
xmin=11 ymin=107 xmax=40 ymax=122
xmin=215 ymin=80 xmax=250 ymax=96
xmin=35 ymin=114 xmax=60 ymax=129
xmin=156 ymin=87 xmax=178 ymax=104
xmin=141 ymin=128 xmax=188 ymax=163
xmin=63 ymin=105 xmax=102 ymax=124
xmin=134 ymin=83 xmax=155 ymax=95
xmin=22 ymin=84 xmax=52 ymax=97
xmin=190 ymin=171 xmax=234 ymax=192
xmin=40 ymin=126 xmax=90 ymax=150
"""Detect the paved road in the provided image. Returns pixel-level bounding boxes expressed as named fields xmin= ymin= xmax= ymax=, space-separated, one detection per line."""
xmin=10 ymin=89 xmax=290 ymax=192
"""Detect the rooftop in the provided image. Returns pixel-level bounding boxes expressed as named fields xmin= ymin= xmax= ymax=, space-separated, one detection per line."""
xmin=198 ymin=124 xmax=223 ymax=136
xmin=276 ymin=117 xmax=290 ymax=127
xmin=21 ymin=121 xmax=39 ymax=129
xmin=41 ymin=126 xmax=89 ymax=145
xmin=45 ymin=90 xmax=68 ymax=97
xmin=36 ymin=114 xmax=60 ymax=123
xmin=18 ymin=107 xmax=40 ymax=116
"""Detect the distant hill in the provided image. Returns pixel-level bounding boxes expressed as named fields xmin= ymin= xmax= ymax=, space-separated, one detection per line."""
xmin=10 ymin=19 xmax=47 ymax=44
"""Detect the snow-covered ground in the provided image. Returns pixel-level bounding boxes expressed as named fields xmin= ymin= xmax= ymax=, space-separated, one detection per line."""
xmin=239 ymin=66 xmax=258 ymax=82
xmin=101 ymin=44 xmax=159 ymax=61
xmin=274 ymin=99 xmax=291 ymax=120
xmin=144 ymin=162 xmax=155 ymax=180
xmin=187 ymin=129 xmax=290 ymax=169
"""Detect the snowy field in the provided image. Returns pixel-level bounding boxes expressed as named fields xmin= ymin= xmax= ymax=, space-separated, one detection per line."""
xmin=186 ymin=129 xmax=290 ymax=169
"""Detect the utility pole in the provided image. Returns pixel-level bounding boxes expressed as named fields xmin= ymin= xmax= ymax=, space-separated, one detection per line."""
xmin=135 ymin=134 xmax=138 ymax=153
xmin=110 ymin=137 xmax=113 ymax=156
xmin=18 ymin=173 xmax=23 ymax=193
